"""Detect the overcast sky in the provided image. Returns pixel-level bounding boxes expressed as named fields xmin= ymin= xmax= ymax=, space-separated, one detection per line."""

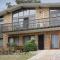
xmin=0 ymin=0 xmax=60 ymax=11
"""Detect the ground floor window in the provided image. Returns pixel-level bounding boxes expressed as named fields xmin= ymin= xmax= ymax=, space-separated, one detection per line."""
xmin=23 ymin=36 xmax=30 ymax=43
xmin=23 ymin=35 xmax=35 ymax=43
xmin=51 ymin=34 xmax=59 ymax=49
xmin=0 ymin=38 xmax=3 ymax=47
xmin=8 ymin=37 xmax=19 ymax=46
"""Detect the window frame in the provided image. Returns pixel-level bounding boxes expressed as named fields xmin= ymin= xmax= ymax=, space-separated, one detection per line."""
xmin=12 ymin=8 xmax=36 ymax=23
xmin=49 ymin=8 xmax=60 ymax=18
xmin=51 ymin=34 xmax=59 ymax=49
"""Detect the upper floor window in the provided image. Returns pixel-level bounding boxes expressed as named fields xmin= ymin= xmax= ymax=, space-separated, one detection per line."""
xmin=30 ymin=10 xmax=36 ymax=15
xmin=19 ymin=11 xmax=23 ymax=17
xmin=24 ymin=10 xmax=29 ymax=16
xmin=49 ymin=8 xmax=60 ymax=26
xmin=13 ymin=13 xmax=18 ymax=18
xmin=50 ymin=8 xmax=60 ymax=17
xmin=13 ymin=9 xmax=36 ymax=23
xmin=13 ymin=9 xmax=36 ymax=17
xmin=0 ymin=16 xmax=3 ymax=24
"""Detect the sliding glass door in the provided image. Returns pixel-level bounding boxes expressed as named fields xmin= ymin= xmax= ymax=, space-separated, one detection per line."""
xmin=51 ymin=34 xmax=59 ymax=49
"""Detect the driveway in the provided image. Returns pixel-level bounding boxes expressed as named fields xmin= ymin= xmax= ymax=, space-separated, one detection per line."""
xmin=28 ymin=50 xmax=60 ymax=60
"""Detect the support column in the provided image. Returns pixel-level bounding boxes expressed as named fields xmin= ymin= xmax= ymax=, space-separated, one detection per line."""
xmin=19 ymin=35 xmax=23 ymax=46
xmin=3 ymin=33 xmax=8 ymax=49
xmin=44 ymin=32 xmax=51 ymax=50
xmin=35 ymin=34 xmax=38 ymax=49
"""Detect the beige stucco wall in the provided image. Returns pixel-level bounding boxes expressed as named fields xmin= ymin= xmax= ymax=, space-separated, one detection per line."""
xmin=36 ymin=8 xmax=49 ymax=19
xmin=3 ymin=33 xmax=8 ymax=49
xmin=19 ymin=35 xmax=24 ymax=46
xmin=44 ymin=32 xmax=51 ymax=49
xmin=35 ymin=8 xmax=49 ymax=27
xmin=3 ymin=13 xmax=12 ymax=49
xmin=3 ymin=13 xmax=12 ymax=32
xmin=4 ymin=13 xmax=12 ymax=23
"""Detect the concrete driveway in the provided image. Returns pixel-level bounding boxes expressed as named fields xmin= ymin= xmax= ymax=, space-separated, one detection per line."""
xmin=28 ymin=50 xmax=60 ymax=60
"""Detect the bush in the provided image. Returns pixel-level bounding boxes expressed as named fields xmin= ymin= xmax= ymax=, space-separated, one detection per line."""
xmin=24 ymin=40 xmax=37 ymax=52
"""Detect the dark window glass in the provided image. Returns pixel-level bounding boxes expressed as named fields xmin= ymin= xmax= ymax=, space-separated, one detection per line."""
xmin=30 ymin=10 xmax=36 ymax=15
xmin=0 ymin=16 xmax=3 ymax=24
xmin=0 ymin=39 xmax=3 ymax=47
xmin=23 ymin=35 xmax=35 ymax=43
xmin=23 ymin=36 xmax=30 ymax=43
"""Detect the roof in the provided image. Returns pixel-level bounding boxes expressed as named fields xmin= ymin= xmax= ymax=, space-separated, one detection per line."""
xmin=0 ymin=3 xmax=60 ymax=16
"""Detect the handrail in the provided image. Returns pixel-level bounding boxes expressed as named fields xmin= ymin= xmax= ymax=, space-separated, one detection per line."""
xmin=1 ymin=16 xmax=60 ymax=25
xmin=0 ymin=17 xmax=60 ymax=32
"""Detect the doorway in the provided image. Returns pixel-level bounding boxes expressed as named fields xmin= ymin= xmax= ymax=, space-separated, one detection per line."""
xmin=38 ymin=34 xmax=44 ymax=50
xmin=23 ymin=17 xmax=29 ymax=28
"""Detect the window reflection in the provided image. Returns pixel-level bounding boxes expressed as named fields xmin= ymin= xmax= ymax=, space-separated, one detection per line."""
xmin=50 ymin=9 xmax=60 ymax=17
xmin=13 ymin=9 xmax=36 ymax=26
xmin=13 ymin=9 xmax=36 ymax=18
xmin=52 ymin=35 xmax=59 ymax=48
xmin=24 ymin=10 xmax=29 ymax=16
xmin=19 ymin=11 xmax=23 ymax=17
xmin=13 ymin=13 xmax=18 ymax=18
xmin=13 ymin=19 xmax=18 ymax=23
xmin=30 ymin=10 xmax=36 ymax=15
xmin=19 ymin=19 xmax=24 ymax=27
xmin=24 ymin=36 xmax=30 ymax=43
xmin=9 ymin=37 xmax=19 ymax=46
xmin=50 ymin=9 xmax=60 ymax=26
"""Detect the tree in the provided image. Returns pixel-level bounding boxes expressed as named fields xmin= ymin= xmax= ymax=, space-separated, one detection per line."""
xmin=6 ymin=2 xmax=13 ymax=8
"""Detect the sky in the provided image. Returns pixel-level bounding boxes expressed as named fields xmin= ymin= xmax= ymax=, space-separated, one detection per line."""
xmin=0 ymin=0 xmax=60 ymax=11
xmin=0 ymin=0 xmax=16 ymax=11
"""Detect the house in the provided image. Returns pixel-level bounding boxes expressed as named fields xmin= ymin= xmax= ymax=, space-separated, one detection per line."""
xmin=0 ymin=3 xmax=60 ymax=50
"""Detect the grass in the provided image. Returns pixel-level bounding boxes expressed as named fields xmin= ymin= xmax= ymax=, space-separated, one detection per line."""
xmin=0 ymin=51 xmax=36 ymax=60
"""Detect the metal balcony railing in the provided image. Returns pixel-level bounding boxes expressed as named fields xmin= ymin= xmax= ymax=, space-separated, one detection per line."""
xmin=1 ymin=17 xmax=60 ymax=32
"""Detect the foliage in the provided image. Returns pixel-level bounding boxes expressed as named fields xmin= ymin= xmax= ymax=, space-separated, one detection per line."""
xmin=24 ymin=40 xmax=37 ymax=52
xmin=6 ymin=2 xmax=13 ymax=8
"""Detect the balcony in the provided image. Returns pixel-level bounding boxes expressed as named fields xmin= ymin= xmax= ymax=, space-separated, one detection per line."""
xmin=1 ymin=17 xmax=60 ymax=33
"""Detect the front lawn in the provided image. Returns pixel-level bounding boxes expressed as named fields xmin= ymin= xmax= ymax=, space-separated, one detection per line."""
xmin=0 ymin=51 xmax=36 ymax=60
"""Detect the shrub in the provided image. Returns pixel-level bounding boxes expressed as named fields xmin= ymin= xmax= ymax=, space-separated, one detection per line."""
xmin=24 ymin=40 xmax=37 ymax=52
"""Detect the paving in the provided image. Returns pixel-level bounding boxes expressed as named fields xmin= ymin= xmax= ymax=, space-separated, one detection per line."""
xmin=28 ymin=50 xmax=60 ymax=60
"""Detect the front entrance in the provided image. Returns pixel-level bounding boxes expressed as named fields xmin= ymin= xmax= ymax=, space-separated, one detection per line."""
xmin=38 ymin=34 xmax=44 ymax=50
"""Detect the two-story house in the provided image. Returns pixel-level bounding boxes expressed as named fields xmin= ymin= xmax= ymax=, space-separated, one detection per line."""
xmin=0 ymin=3 xmax=60 ymax=50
